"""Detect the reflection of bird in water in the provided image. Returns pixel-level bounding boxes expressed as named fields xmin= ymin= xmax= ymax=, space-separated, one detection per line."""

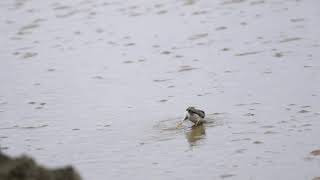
xmin=185 ymin=124 xmax=206 ymax=146
xmin=177 ymin=107 xmax=206 ymax=127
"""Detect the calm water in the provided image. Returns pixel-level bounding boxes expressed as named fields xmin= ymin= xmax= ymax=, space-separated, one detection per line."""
xmin=1 ymin=0 xmax=320 ymax=179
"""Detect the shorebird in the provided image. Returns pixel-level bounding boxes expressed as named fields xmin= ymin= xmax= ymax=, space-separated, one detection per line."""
xmin=177 ymin=107 xmax=206 ymax=127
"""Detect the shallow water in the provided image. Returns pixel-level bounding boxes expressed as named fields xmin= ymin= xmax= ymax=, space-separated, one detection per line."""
xmin=1 ymin=0 xmax=320 ymax=179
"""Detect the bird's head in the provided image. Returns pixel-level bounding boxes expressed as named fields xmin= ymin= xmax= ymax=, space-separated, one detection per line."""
xmin=186 ymin=106 xmax=196 ymax=113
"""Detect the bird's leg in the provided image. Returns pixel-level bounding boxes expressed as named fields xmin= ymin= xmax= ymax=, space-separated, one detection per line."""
xmin=195 ymin=120 xmax=199 ymax=126
xmin=195 ymin=119 xmax=202 ymax=126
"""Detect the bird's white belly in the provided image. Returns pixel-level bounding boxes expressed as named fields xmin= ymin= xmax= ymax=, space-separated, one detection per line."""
xmin=187 ymin=113 xmax=202 ymax=124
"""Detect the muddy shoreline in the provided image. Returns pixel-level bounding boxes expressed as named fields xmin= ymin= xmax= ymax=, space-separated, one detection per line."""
xmin=0 ymin=152 xmax=81 ymax=180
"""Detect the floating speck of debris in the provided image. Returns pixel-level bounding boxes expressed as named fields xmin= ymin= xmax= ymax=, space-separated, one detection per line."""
xmin=244 ymin=113 xmax=255 ymax=116
xmin=274 ymin=52 xmax=283 ymax=57
xmin=298 ymin=110 xmax=310 ymax=113
xmin=188 ymin=33 xmax=208 ymax=40
xmin=22 ymin=52 xmax=38 ymax=59
xmin=178 ymin=65 xmax=197 ymax=72
xmin=264 ymin=131 xmax=277 ymax=134
xmin=235 ymin=51 xmax=261 ymax=56
xmin=93 ymin=76 xmax=104 ymax=79
xmin=220 ymin=174 xmax=235 ymax=179
xmin=279 ymin=37 xmax=302 ymax=43
xmin=22 ymin=125 xmax=48 ymax=129
xmin=124 ymin=43 xmax=135 ymax=46
xmin=240 ymin=22 xmax=247 ymax=26
xmin=153 ymin=79 xmax=171 ymax=82
xmin=161 ymin=51 xmax=171 ymax=55
xmin=159 ymin=99 xmax=168 ymax=103
xmin=157 ymin=10 xmax=167 ymax=14
xmin=260 ymin=125 xmax=274 ymax=129
xmin=123 ymin=60 xmax=134 ymax=64
xmin=222 ymin=0 xmax=246 ymax=5
xmin=253 ymin=141 xmax=263 ymax=144
xmin=216 ymin=26 xmax=227 ymax=31
xmin=290 ymin=18 xmax=305 ymax=23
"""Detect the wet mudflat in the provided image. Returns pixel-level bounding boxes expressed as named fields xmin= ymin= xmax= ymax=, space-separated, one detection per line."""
xmin=1 ymin=0 xmax=320 ymax=179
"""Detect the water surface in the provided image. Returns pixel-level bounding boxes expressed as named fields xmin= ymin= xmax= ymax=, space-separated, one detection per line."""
xmin=1 ymin=0 xmax=320 ymax=179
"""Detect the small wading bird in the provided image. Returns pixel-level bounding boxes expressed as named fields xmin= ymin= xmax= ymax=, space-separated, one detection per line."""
xmin=177 ymin=107 xmax=206 ymax=127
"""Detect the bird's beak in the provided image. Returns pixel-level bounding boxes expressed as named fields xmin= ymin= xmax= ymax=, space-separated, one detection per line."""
xmin=183 ymin=116 xmax=188 ymax=121
xmin=176 ymin=116 xmax=188 ymax=128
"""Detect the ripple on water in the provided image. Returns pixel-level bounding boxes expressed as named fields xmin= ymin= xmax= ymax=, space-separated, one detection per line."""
xmin=279 ymin=37 xmax=302 ymax=43
xmin=22 ymin=52 xmax=38 ymax=59
xmin=183 ymin=0 xmax=198 ymax=6
xmin=235 ymin=51 xmax=262 ymax=56
xmin=221 ymin=0 xmax=246 ymax=5
xmin=0 ymin=124 xmax=48 ymax=130
xmin=220 ymin=174 xmax=235 ymax=179
xmin=151 ymin=114 xmax=224 ymax=147
xmin=188 ymin=33 xmax=208 ymax=41
xmin=178 ymin=65 xmax=197 ymax=72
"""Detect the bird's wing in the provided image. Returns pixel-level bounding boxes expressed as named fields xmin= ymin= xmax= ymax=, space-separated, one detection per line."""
xmin=195 ymin=110 xmax=205 ymax=118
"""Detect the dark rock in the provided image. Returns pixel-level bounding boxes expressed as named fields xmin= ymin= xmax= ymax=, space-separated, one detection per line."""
xmin=0 ymin=152 xmax=81 ymax=180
